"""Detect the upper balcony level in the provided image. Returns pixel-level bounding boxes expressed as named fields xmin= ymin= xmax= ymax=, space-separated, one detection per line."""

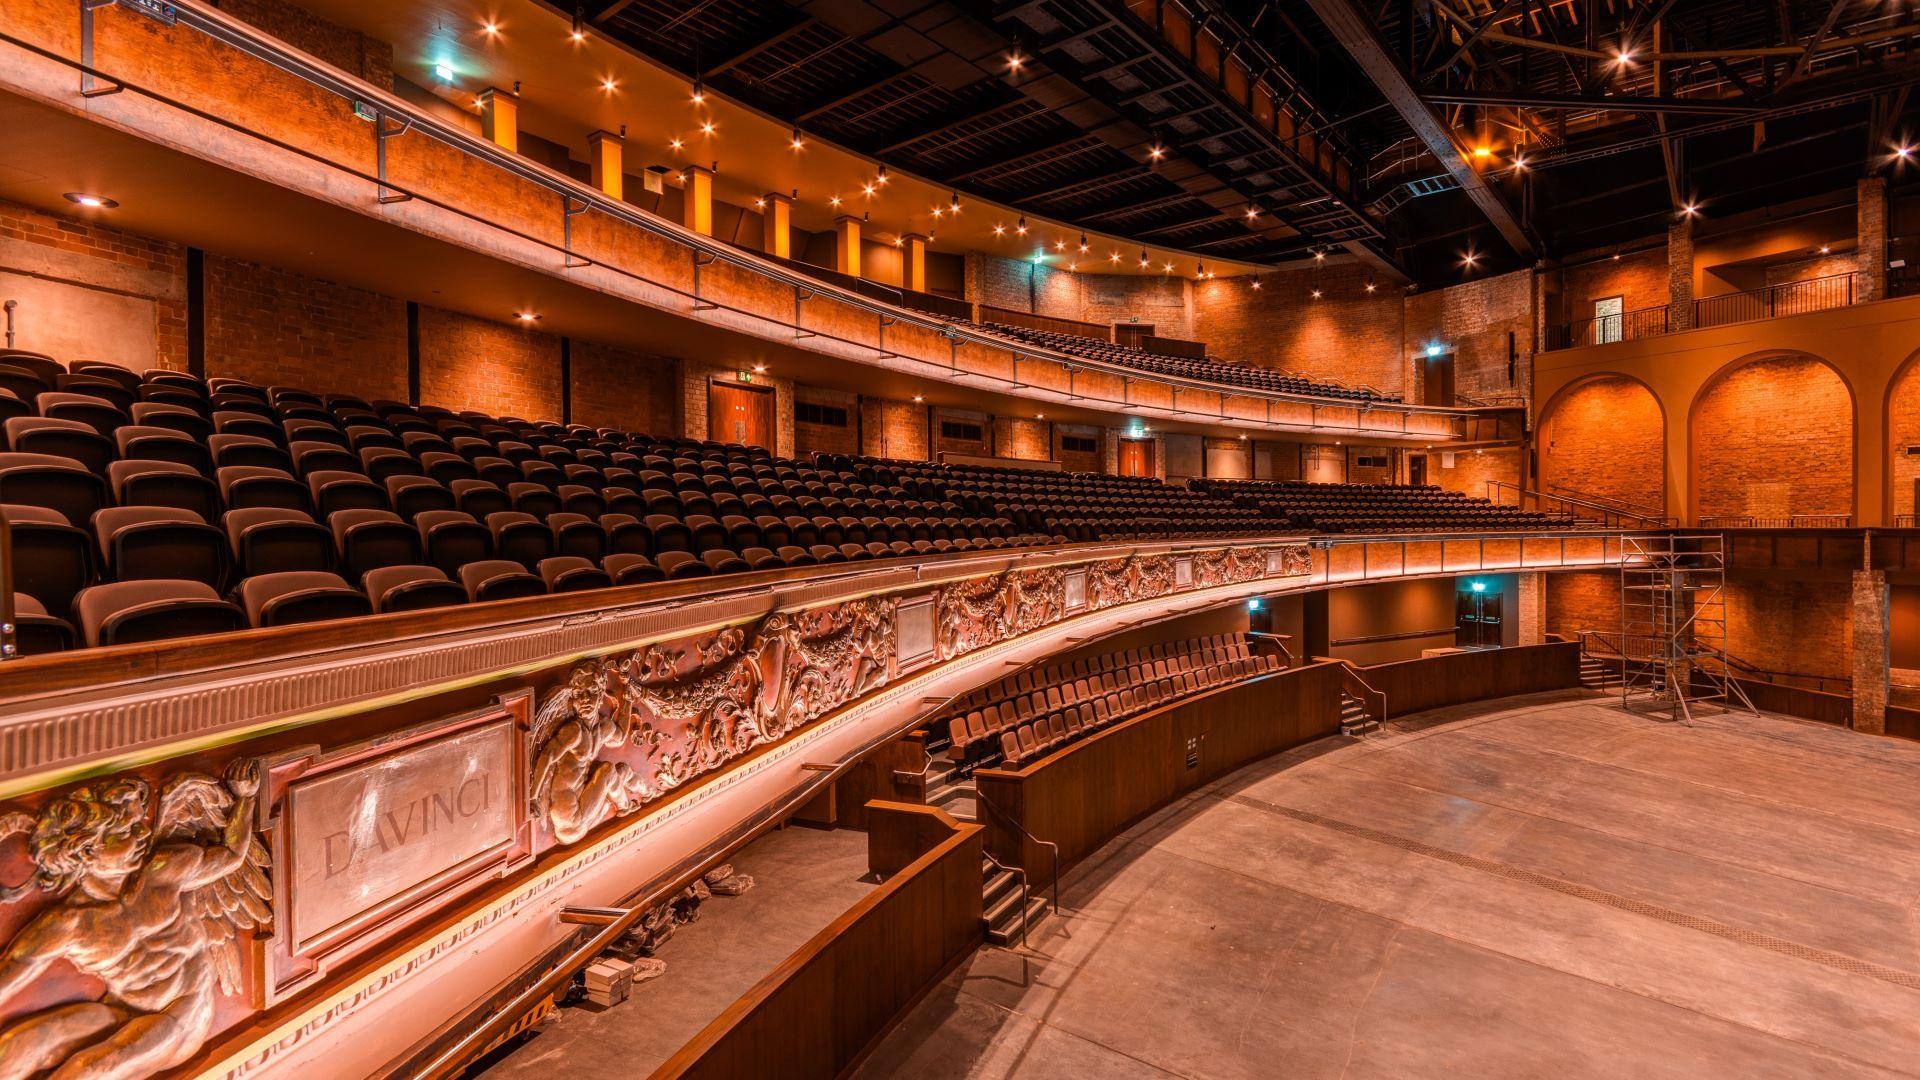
xmin=0 ymin=0 xmax=1454 ymax=444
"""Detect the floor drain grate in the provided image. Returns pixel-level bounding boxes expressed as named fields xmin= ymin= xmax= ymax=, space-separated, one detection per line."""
xmin=1225 ymin=793 xmax=1920 ymax=991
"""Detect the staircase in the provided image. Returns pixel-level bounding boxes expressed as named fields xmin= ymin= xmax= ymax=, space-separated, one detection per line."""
xmin=922 ymin=754 xmax=1049 ymax=945
xmin=1338 ymin=690 xmax=1379 ymax=735
xmin=1580 ymin=653 xmax=1625 ymax=690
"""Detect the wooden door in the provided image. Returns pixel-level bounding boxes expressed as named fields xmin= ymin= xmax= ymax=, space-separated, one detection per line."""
xmin=708 ymin=379 xmax=774 ymax=448
xmin=1119 ymin=438 xmax=1156 ymax=477
xmin=1114 ymin=323 xmax=1155 ymax=349
xmin=1422 ymin=353 xmax=1456 ymax=406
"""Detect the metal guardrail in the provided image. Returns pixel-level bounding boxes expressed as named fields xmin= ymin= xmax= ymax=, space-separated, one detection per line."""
xmin=1693 ymin=272 xmax=1860 ymax=329
xmin=1698 ymin=515 xmax=1855 ymax=529
xmin=1486 ymin=480 xmax=1674 ymax=529
xmin=5 ymin=2 xmax=1472 ymax=439
xmin=1548 ymin=304 xmax=1670 ymax=350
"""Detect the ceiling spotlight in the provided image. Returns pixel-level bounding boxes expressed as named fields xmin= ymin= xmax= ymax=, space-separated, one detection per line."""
xmin=1069 ymin=261 xmax=1079 ymax=270
xmin=1196 ymin=261 xmax=1207 ymax=278
xmin=753 ymin=197 xmax=766 ymax=209
xmin=1512 ymin=154 xmax=1528 ymax=171
xmin=949 ymin=192 xmax=961 ymax=214
xmin=1016 ymin=216 xmax=1028 ymax=235
xmin=434 ymin=60 xmax=455 ymax=82
xmin=829 ymin=194 xmax=842 ymax=207
xmin=993 ymin=223 xmax=1006 ymax=236
xmin=1897 ymin=144 xmax=1915 ymax=160
xmin=690 ymin=80 xmax=705 ymax=105
xmin=1147 ymin=144 xmax=1166 ymax=161
xmin=1311 ymin=288 xmax=1322 ymax=299
xmin=1035 ymin=413 xmax=1045 ymax=419
xmin=1313 ymin=249 xmax=1326 ymax=262
xmin=931 ymin=206 xmax=944 ymax=219
xmin=601 ymin=75 xmax=618 ymax=92
xmin=1238 ymin=433 xmax=1247 ymax=440
xmin=912 ymin=394 xmax=925 ymax=403
xmin=1251 ymin=276 xmax=1262 ymax=290
xmin=63 ymin=192 xmax=117 ymax=209
xmin=1139 ymin=249 xmax=1150 ymax=267
xmin=751 ymin=363 xmax=768 ymax=373
xmin=481 ymin=19 xmax=500 ymax=36
xmin=1054 ymin=239 xmax=1067 ymax=251
xmin=1245 ymin=205 xmax=1260 ymax=220
xmin=699 ymin=120 xmax=716 ymax=136
xmin=1109 ymin=250 xmax=1121 ymax=263
xmin=1613 ymin=46 xmax=1635 ymax=66
xmin=1471 ymin=145 xmax=1492 ymax=160
xmin=862 ymin=182 xmax=876 ymax=197
xmin=789 ymin=128 xmax=805 ymax=151
xmin=1364 ymin=279 xmax=1376 ymax=293
xmin=876 ymin=165 xmax=888 ymax=184
xmin=1680 ymin=201 xmax=1699 ymax=217
xmin=1612 ymin=252 xmax=1621 ymax=260
xmin=515 ymin=311 xmax=540 ymax=322
xmin=1462 ymin=249 xmax=1480 ymax=267
xmin=669 ymin=136 xmax=684 ymax=150
xmin=1078 ymin=233 xmax=1089 ymax=253
xmin=571 ymin=6 xmax=586 ymax=42
xmin=1161 ymin=261 xmax=1173 ymax=272
xmin=1819 ymin=244 xmax=1831 ymax=254
xmin=1007 ymin=51 xmax=1025 ymax=72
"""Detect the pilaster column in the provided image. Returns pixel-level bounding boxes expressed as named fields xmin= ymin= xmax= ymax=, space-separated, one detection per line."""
xmin=761 ymin=193 xmax=792 ymax=259
xmin=902 ymin=233 xmax=929 ymax=293
xmin=681 ymin=165 xmax=713 ymax=236
xmin=1668 ymin=217 xmax=1694 ymax=331
xmin=1852 ymin=569 xmax=1890 ymax=734
xmin=835 ymin=215 xmax=862 ymax=277
xmin=1857 ymin=176 xmax=1888 ymax=302
xmin=588 ymin=130 xmax=624 ymax=200
xmin=477 ymin=87 xmax=519 ymax=153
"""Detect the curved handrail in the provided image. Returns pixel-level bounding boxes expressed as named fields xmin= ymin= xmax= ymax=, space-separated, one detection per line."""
xmin=1544 ymin=482 xmax=1670 ymax=522
xmin=982 ymin=850 xmax=1032 ymax=948
xmin=1485 ymin=480 xmax=1673 ymax=529
xmin=59 ymin=3 xmax=1475 ymax=426
xmin=972 ymin=785 xmax=1062 ymax=917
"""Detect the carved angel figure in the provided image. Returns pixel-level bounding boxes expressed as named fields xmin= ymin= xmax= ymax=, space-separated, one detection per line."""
xmin=531 ymin=661 xmax=654 ymax=845
xmin=0 ymin=761 xmax=270 ymax=1080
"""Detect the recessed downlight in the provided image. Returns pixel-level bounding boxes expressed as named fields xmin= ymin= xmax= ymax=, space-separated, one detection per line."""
xmin=64 ymin=192 xmax=118 ymax=209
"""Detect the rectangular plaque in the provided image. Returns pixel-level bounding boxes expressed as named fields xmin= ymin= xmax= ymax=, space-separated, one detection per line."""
xmin=1064 ymin=568 xmax=1088 ymax=612
xmin=1174 ymin=556 xmax=1193 ymax=588
xmin=262 ymin=693 xmax=532 ymax=1002
xmin=894 ymin=594 xmax=937 ymax=671
xmin=287 ymin=722 xmax=515 ymax=951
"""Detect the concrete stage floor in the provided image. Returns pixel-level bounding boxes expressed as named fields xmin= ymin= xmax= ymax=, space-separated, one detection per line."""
xmin=858 ymin=690 xmax=1920 ymax=1079
xmin=478 ymin=824 xmax=873 ymax=1078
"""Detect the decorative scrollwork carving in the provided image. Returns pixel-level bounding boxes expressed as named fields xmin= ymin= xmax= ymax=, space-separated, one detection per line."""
xmin=529 ymin=597 xmax=899 ymax=846
xmin=0 ymin=761 xmax=271 ymax=1080
xmin=1192 ymin=546 xmax=1270 ymax=589
xmin=1086 ymin=554 xmax=1176 ymax=611
xmin=935 ymin=567 xmax=1066 ymax=660
xmin=1276 ymin=544 xmax=1312 ymax=577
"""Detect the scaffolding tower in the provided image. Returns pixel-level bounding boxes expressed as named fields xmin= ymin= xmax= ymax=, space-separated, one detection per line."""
xmin=1618 ymin=534 xmax=1757 ymax=723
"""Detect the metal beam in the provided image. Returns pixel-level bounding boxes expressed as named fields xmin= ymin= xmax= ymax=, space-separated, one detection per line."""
xmin=702 ymin=19 xmax=817 ymax=79
xmin=1422 ymin=89 xmax=1768 ymax=116
xmin=1300 ymin=0 xmax=1533 ymax=255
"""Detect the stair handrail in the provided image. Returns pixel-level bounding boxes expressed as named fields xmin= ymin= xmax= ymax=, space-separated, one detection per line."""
xmin=1695 ymin=650 xmax=1853 ymax=695
xmin=972 ymin=786 xmax=1062 ymax=916
xmin=1247 ymin=631 xmax=1296 ymax=666
xmin=1543 ymin=482 xmax=1670 ymax=523
xmin=1485 ymin=480 xmax=1673 ymax=529
xmin=982 ymin=851 xmax=1032 ymax=948
xmin=1324 ymin=658 xmax=1387 ymax=725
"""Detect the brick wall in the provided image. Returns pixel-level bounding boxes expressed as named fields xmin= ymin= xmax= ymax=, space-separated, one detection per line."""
xmin=218 ymin=0 xmax=394 ymax=88
xmin=1163 ymin=433 xmax=1204 ymax=482
xmin=418 ymin=306 xmax=561 ymax=420
xmin=1893 ymin=359 xmax=1920 ymax=520
xmin=1692 ymin=355 xmax=1853 ymax=521
xmin=1405 ymin=268 xmax=1531 ymax=406
xmin=965 ymin=253 xmax=1193 ymax=338
xmin=792 ymin=386 xmax=860 ymax=458
xmin=1054 ymin=423 xmax=1105 ymax=473
xmin=1545 ymin=570 xmax=1619 ymax=641
xmin=1254 ymin=440 xmax=1301 ymax=480
xmin=1724 ymin=580 xmax=1852 ymax=681
xmin=0 ymin=199 xmax=187 ymax=371
xmin=1426 ymin=446 xmax=1520 ymax=496
xmin=1192 ymin=265 xmax=1404 ymax=391
xmin=680 ymin=361 xmax=794 ymax=456
xmin=994 ymin=416 xmax=1051 ymax=460
xmin=932 ymin=408 xmax=992 ymax=458
xmin=861 ymin=397 xmax=928 ymax=460
xmin=570 ymin=339 xmax=678 ymax=436
xmin=204 ymin=254 xmax=409 ymax=401
xmin=1080 ymin=273 xmax=1191 ymax=339
xmin=1539 ymin=375 xmax=1666 ymax=512
xmin=1560 ymin=250 xmax=1668 ymax=331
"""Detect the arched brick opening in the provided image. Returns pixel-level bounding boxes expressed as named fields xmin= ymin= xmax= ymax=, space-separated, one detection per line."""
xmin=1538 ymin=374 xmax=1666 ymax=516
xmin=1689 ymin=352 xmax=1856 ymax=524
xmin=1890 ymin=350 xmax=1920 ymax=522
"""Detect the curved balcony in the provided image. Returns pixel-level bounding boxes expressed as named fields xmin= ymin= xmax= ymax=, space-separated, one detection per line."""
xmin=0 ymin=0 xmax=1463 ymax=443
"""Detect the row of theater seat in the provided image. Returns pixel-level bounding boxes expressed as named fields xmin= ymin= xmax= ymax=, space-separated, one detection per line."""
xmin=957 ymin=321 xmax=1402 ymax=403
xmin=940 ymin=634 xmax=1280 ymax=768
xmin=1192 ymin=478 xmax=1580 ymax=533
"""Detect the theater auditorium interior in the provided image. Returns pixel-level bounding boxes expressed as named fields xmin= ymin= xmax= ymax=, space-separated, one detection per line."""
xmin=4 ymin=0 xmax=1920 ymax=1077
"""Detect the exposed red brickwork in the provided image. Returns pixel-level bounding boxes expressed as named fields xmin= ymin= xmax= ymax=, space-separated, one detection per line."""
xmin=932 ymin=408 xmax=992 ymax=458
xmin=1054 ymin=424 xmax=1104 ymax=473
xmin=1545 ymin=571 xmax=1620 ymax=641
xmin=0 ymin=199 xmax=187 ymax=371
xmin=204 ymin=254 xmax=408 ymax=400
xmin=418 ymin=307 xmax=561 ymax=420
xmin=1405 ymin=269 xmax=1531 ymax=406
xmin=1669 ymin=219 xmax=1695 ymax=330
xmin=1691 ymin=355 xmax=1853 ymax=521
xmin=569 ymin=339 xmax=678 ymax=436
xmin=678 ymin=362 xmax=794 ymax=455
xmin=860 ymin=396 xmax=928 ymax=460
xmin=965 ymin=254 xmax=1194 ymax=338
xmin=1203 ymin=437 xmax=1253 ymax=479
xmin=1423 ymin=446 xmax=1519 ymax=496
xmin=1724 ymin=579 xmax=1852 ymax=681
xmin=994 ymin=416 xmax=1051 ymax=461
xmin=1559 ymin=250 xmax=1668 ymax=332
xmin=1540 ymin=375 xmax=1666 ymax=513
xmin=217 ymin=0 xmax=394 ymax=88
xmin=1254 ymin=440 xmax=1301 ymax=480
xmin=792 ymin=386 xmax=859 ymax=458
xmin=1892 ymin=357 xmax=1920 ymax=520
xmin=1191 ymin=265 xmax=1404 ymax=392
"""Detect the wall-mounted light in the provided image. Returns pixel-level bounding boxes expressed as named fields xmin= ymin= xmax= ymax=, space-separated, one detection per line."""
xmin=570 ymin=6 xmax=586 ymax=42
xmin=63 ymin=192 xmax=118 ymax=209
xmin=1246 ymin=597 xmax=1263 ymax=611
xmin=751 ymin=363 xmax=768 ymax=374
xmin=1469 ymin=579 xmax=1488 ymax=593
xmin=912 ymin=394 xmax=925 ymax=403
xmin=433 ymin=60 xmax=455 ymax=82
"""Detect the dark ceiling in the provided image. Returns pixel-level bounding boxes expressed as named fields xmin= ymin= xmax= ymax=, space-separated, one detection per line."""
xmin=571 ymin=0 xmax=1920 ymax=284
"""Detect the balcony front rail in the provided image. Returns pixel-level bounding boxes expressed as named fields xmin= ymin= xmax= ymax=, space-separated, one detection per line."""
xmin=1693 ymin=272 xmax=1860 ymax=329
xmin=1699 ymin=514 xmax=1855 ymax=529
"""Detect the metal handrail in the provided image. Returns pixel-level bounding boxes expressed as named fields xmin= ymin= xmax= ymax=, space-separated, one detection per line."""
xmin=1247 ymin=631 xmax=1296 ymax=666
xmin=1485 ymin=480 xmax=1673 ymax=529
xmin=35 ymin=4 xmax=1476 ymax=427
xmin=1698 ymin=514 xmax=1855 ymax=529
xmin=972 ymin=785 xmax=1062 ymax=917
xmin=1544 ymin=482 xmax=1670 ymax=523
xmin=982 ymin=851 xmax=1032 ymax=948
xmin=1699 ymin=650 xmax=1853 ymax=695
xmin=1693 ymin=271 xmax=1861 ymax=329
